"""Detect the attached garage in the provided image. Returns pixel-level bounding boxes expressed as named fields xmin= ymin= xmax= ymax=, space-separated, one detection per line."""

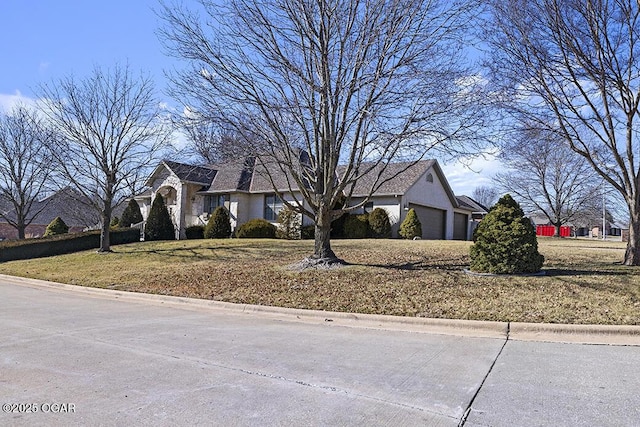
xmin=453 ymin=212 xmax=468 ymax=240
xmin=409 ymin=203 xmax=446 ymax=239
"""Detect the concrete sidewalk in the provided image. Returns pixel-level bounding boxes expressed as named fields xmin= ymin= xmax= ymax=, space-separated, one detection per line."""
xmin=1 ymin=275 xmax=639 ymax=426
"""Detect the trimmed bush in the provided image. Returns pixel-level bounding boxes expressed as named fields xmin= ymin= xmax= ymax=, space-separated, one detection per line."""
xmin=204 ymin=206 xmax=232 ymax=238
xmin=330 ymin=212 xmax=348 ymax=238
xmin=110 ymin=227 xmax=141 ymax=245
xmin=276 ymin=207 xmax=301 ymax=239
xmin=301 ymin=224 xmax=315 ymax=240
xmin=110 ymin=216 xmax=120 ymax=228
xmin=0 ymin=228 xmax=140 ymax=262
xmin=399 ymin=208 xmax=422 ymax=239
xmin=343 ymin=213 xmax=369 ymax=239
xmin=144 ymin=194 xmax=175 ymax=241
xmin=44 ymin=217 xmax=69 ymax=237
xmin=185 ymin=225 xmax=205 ymax=239
xmin=120 ymin=199 xmax=144 ymax=227
xmin=469 ymin=194 xmax=544 ymax=274
xmin=236 ymin=218 xmax=276 ymax=238
xmin=368 ymin=208 xmax=392 ymax=238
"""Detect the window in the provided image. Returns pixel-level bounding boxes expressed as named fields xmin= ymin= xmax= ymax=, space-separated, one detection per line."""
xmin=364 ymin=201 xmax=374 ymax=214
xmin=426 ymin=173 xmax=434 ymax=183
xmin=264 ymin=194 xmax=283 ymax=221
xmin=204 ymin=194 xmax=229 ymax=214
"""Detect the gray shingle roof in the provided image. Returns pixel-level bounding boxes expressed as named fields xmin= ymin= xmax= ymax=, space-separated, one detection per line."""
xmin=163 ymin=160 xmax=217 ymax=185
xmin=205 ymin=157 xmax=255 ymax=193
xmin=0 ymin=188 xmax=101 ymax=228
xmin=456 ymin=195 xmax=488 ymax=213
xmin=249 ymin=160 xmax=300 ymax=193
xmin=339 ymin=160 xmax=436 ymax=196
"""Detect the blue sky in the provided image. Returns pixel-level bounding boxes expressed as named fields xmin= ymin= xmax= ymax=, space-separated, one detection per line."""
xmin=0 ymin=0 xmax=498 ymax=195
xmin=0 ymin=1 xmax=170 ymax=99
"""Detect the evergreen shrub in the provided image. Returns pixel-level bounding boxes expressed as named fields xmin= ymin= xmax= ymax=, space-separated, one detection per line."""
xmin=236 ymin=218 xmax=276 ymax=238
xmin=185 ymin=225 xmax=205 ymax=239
xmin=144 ymin=194 xmax=175 ymax=241
xmin=368 ymin=208 xmax=392 ymax=238
xmin=204 ymin=206 xmax=232 ymax=238
xmin=120 ymin=199 xmax=143 ymax=227
xmin=399 ymin=209 xmax=422 ymax=239
xmin=44 ymin=217 xmax=69 ymax=237
xmin=330 ymin=212 xmax=348 ymax=238
xmin=276 ymin=207 xmax=301 ymax=239
xmin=469 ymin=194 xmax=544 ymax=274
xmin=343 ymin=213 xmax=369 ymax=239
xmin=301 ymin=224 xmax=315 ymax=240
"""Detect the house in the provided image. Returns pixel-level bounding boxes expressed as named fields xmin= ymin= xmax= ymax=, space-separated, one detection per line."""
xmin=137 ymin=158 xmax=479 ymax=240
xmin=0 ymin=188 xmax=101 ymax=240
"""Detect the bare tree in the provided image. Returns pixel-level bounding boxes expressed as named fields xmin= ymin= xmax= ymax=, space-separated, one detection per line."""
xmin=178 ymin=117 xmax=241 ymax=164
xmin=0 ymin=105 xmax=55 ymax=239
xmin=487 ymin=0 xmax=640 ymax=264
xmin=159 ymin=0 xmax=487 ymax=263
xmin=494 ymin=127 xmax=600 ymax=237
xmin=471 ymin=185 xmax=499 ymax=209
xmin=37 ymin=64 xmax=171 ymax=252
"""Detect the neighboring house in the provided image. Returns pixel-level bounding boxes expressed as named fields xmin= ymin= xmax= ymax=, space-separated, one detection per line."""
xmin=137 ymin=158 xmax=479 ymax=240
xmin=0 ymin=188 xmax=102 ymax=240
xmin=455 ymin=195 xmax=489 ymax=239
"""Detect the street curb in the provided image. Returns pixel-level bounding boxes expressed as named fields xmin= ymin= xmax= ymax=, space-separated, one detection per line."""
xmin=509 ymin=322 xmax=640 ymax=346
xmin=2 ymin=274 xmax=639 ymax=345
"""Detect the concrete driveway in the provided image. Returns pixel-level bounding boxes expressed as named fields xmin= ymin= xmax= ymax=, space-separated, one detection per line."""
xmin=1 ymin=275 xmax=639 ymax=426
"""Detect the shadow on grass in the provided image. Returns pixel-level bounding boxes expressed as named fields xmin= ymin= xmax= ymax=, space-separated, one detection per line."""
xmin=125 ymin=244 xmax=268 ymax=261
xmin=354 ymin=259 xmax=468 ymax=272
xmin=121 ymin=241 xmax=312 ymax=262
xmin=543 ymin=268 xmax=631 ymax=277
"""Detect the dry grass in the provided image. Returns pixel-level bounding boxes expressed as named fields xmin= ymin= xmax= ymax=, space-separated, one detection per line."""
xmin=1 ymin=237 xmax=639 ymax=325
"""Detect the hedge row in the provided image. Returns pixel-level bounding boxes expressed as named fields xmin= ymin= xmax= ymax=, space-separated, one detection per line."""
xmin=0 ymin=228 xmax=141 ymax=262
xmin=302 ymin=209 xmax=393 ymax=240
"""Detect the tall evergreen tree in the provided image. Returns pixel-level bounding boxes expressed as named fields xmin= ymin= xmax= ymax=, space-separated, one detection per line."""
xmin=120 ymin=199 xmax=144 ymax=228
xmin=144 ymin=194 xmax=175 ymax=241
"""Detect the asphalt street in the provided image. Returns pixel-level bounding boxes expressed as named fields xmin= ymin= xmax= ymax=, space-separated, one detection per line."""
xmin=1 ymin=275 xmax=639 ymax=426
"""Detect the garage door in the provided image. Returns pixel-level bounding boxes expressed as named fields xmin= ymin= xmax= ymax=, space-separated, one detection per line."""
xmin=453 ymin=213 xmax=468 ymax=240
xmin=409 ymin=204 xmax=446 ymax=239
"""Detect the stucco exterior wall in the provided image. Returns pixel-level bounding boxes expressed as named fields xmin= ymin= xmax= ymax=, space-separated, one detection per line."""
xmin=350 ymin=196 xmax=403 ymax=236
xmin=402 ymin=167 xmax=456 ymax=239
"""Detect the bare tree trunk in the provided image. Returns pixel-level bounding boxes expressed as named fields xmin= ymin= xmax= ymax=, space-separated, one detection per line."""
xmin=553 ymin=222 xmax=561 ymax=238
xmin=99 ymin=204 xmax=112 ymax=253
xmin=313 ymin=203 xmax=336 ymax=260
xmin=624 ymin=208 xmax=640 ymax=266
xmin=17 ymin=220 xmax=25 ymax=240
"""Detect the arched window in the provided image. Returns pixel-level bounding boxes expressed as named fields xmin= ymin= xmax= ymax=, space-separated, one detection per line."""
xmin=426 ymin=173 xmax=434 ymax=183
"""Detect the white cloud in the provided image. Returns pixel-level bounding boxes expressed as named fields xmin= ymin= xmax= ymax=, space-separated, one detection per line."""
xmin=39 ymin=61 xmax=50 ymax=74
xmin=0 ymin=91 xmax=36 ymax=113
xmin=441 ymin=153 xmax=503 ymax=196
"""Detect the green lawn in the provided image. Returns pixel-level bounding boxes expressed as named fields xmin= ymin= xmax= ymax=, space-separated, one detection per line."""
xmin=1 ymin=237 xmax=638 ymax=325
